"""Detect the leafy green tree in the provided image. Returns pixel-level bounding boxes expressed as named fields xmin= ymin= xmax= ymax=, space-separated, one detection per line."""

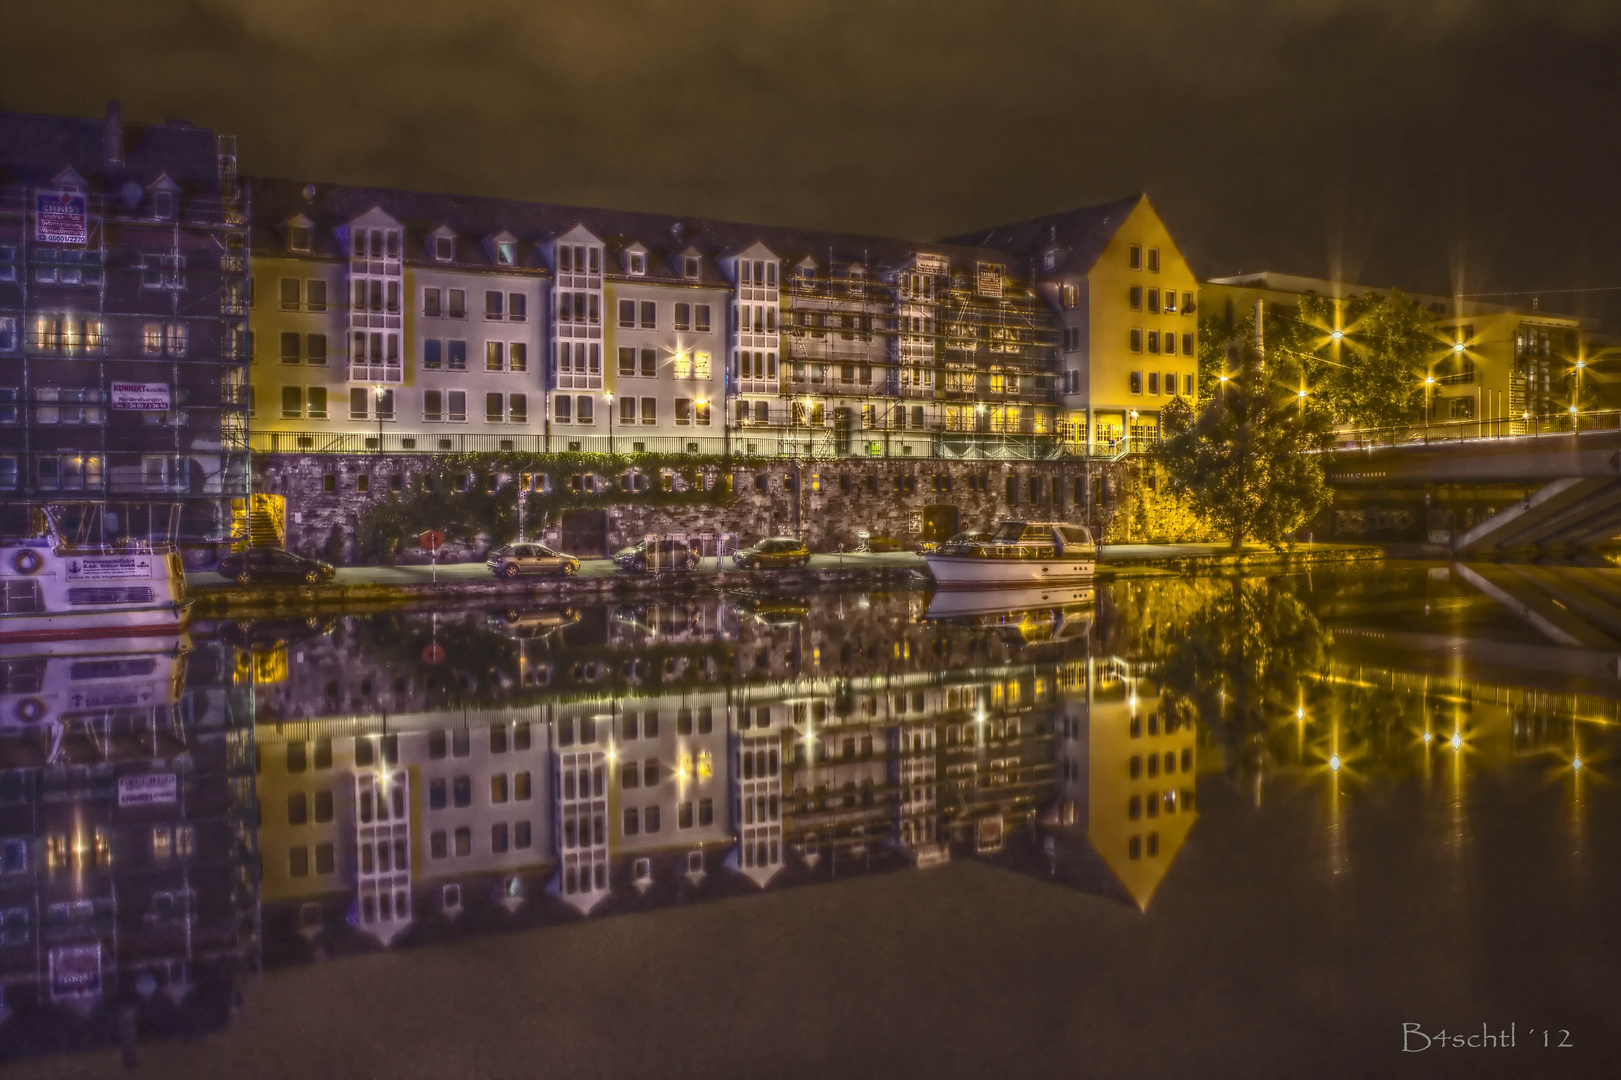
xmin=1295 ymin=290 xmax=1434 ymax=430
xmin=1155 ymin=341 xmax=1333 ymax=550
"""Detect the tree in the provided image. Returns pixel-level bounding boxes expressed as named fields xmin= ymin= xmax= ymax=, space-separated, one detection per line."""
xmin=1295 ymin=290 xmax=1434 ymax=430
xmin=1154 ymin=340 xmax=1333 ymax=549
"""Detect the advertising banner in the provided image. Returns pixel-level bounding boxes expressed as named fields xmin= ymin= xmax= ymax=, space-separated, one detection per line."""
xmin=67 ymin=555 xmax=155 ymax=581
xmin=111 ymin=382 xmax=171 ymax=411
xmin=36 ymin=189 xmax=88 ymax=244
xmin=117 ymin=773 xmax=178 ymax=807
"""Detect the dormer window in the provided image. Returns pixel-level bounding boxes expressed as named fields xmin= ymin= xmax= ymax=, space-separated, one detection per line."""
xmin=153 ymin=191 xmax=175 ymax=221
xmin=628 ymin=252 xmax=646 ymax=275
xmin=288 ymin=226 xmax=312 ymax=253
xmin=801 ymin=264 xmax=816 ymax=280
xmin=684 ymin=256 xmax=700 ymax=280
xmin=496 ymin=241 xmax=516 ymax=265
xmin=435 ymin=236 xmax=453 ymax=261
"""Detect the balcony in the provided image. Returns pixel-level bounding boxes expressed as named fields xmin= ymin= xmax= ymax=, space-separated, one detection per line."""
xmin=348 ymin=361 xmax=403 ymax=384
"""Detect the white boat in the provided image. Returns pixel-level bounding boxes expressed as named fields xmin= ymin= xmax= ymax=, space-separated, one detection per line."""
xmin=0 ymin=510 xmax=191 ymax=646
xmin=923 ymin=520 xmax=1096 ymax=590
xmin=0 ymin=638 xmax=189 ymax=731
xmin=924 ymin=584 xmax=1095 ymax=621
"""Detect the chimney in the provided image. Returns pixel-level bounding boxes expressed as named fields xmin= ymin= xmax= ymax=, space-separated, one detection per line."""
xmin=104 ymin=100 xmax=123 ymax=167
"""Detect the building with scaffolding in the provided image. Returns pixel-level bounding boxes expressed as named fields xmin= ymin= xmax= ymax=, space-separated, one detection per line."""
xmin=0 ymin=104 xmax=250 ymax=558
xmin=244 ymin=177 xmax=1110 ymax=465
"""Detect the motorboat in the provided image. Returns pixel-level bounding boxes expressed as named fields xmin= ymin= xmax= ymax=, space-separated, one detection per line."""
xmin=0 ymin=508 xmax=190 ymax=646
xmin=924 ymin=584 xmax=1095 ymax=621
xmin=923 ymin=520 xmax=1096 ymax=590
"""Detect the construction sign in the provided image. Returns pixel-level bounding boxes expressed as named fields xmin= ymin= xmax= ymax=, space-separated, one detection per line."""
xmin=36 ymin=189 xmax=88 ymax=244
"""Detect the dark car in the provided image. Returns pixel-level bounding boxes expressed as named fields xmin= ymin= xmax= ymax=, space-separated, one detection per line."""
xmin=486 ymin=542 xmax=580 ymax=578
xmin=617 ymin=538 xmax=699 ymax=573
xmin=733 ymin=537 xmax=810 ymax=570
xmin=217 ymin=548 xmax=336 ymax=586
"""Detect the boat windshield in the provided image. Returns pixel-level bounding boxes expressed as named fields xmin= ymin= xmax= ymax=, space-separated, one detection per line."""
xmin=989 ymin=521 xmax=1027 ymax=543
xmin=1057 ymin=525 xmax=1094 ymax=547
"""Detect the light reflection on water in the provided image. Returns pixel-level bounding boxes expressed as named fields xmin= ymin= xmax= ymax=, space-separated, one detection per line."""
xmin=0 ymin=563 xmax=1615 ymax=1067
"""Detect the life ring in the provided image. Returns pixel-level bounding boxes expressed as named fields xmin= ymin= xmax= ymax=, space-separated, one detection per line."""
xmin=11 ymin=550 xmax=41 ymax=575
xmin=15 ymin=698 xmax=46 ymax=723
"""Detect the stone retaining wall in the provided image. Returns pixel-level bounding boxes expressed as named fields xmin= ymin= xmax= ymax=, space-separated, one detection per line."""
xmin=254 ymin=453 xmax=1180 ymax=564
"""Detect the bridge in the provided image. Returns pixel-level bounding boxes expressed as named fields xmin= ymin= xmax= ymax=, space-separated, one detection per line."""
xmin=1324 ymin=413 xmax=1621 ymax=553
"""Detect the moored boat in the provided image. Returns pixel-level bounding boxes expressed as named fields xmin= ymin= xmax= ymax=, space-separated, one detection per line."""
xmin=923 ymin=520 xmax=1096 ymax=590
xmin=0 ymin=510 xmax=190 ymax=646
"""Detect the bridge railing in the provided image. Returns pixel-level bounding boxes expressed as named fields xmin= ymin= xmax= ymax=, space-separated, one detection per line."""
xmin=1332 ymin=410 xmax=1621 ymax=450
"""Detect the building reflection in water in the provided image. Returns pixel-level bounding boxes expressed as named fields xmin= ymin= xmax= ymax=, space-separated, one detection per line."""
xmin=0 ymin=634 xmax=258 ymax=1061
xmin=2 ymin=564 xmax=1619 ymax=1063
xmin=247 ymin=590 xmax=1191 ymax=960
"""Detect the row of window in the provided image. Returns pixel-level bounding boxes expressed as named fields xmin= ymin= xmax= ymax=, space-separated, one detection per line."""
xmin=1129 ymin=329 xmax=1193 ymax=356
xmin=0 ymin=316 xmax=189 ymax=357
xmin=1128 ymin=287 xmax=1193 ymax=315
xmin=426 ymin=771 xmax=533 ymax=810
xmin=620 ymin=707 xmax=717 ymax=739
xmin=0 ymin=454 xmax=134 ymax=492
xmin=281 ymin=728 xmax=528 ymax=774
xmin=617 ymin=300 xmax=715 ymax=332
xmin=1130 ymin=748 xmax=1194 ymax=780
xmin=1127 ymin=245 xmax=1164 ymax=272
xmin=421 ymin=339 xmax=529 ymax=372
xmin=1127 ymin=787 xmax=1194 ymax=821
xmin=429 ymin=821 xmax=533 ymax=859
xmin=421 ymin=287 xmax=529 ymax=321
xmin=277 ymin=386 xmax=533 ymax=424
xmin=1129 ymin=372 xmax=1195 ymax=396
xmin=618 ymin=347 xmax=713 ymax=380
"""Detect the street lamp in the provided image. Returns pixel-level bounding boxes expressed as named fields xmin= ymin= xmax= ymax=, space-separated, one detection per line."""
xmin=605 ymin=391 xmax=614 ymax=454
xmin=373 ymin=385 xmax=385 ymax=453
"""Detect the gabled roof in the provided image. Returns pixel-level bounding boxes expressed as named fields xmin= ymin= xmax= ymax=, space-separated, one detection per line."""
xmin=245 ymin=175 xmax=1030 ymax=281
xmin=940 ymin=195 xmax=1145 ymax=277
xmin=0 ymin=108 xmax=222 ymax=199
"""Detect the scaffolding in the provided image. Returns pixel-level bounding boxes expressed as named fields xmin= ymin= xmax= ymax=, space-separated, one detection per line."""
xmin=768 ymin=250 xmax=1061 ymax=460
xmin=0 ymin=137 xmax=250 ymax=554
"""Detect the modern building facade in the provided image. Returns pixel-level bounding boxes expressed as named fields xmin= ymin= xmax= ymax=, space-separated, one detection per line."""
xmin=0 ymin=105 xmax=249 ymax=553
xmin=1199 ymin=272 xmax=1595 ymax=434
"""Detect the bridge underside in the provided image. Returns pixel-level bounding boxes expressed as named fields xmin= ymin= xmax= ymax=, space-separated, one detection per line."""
xmin=1453 ymin=477 xmax=1621 ymax=553
xmin=1324 ymin=430 xmax=1621 ymax=552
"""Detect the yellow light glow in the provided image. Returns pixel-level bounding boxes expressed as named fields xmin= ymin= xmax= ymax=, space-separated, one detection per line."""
xmin=1450 ymin=732 xmax=1462 ymax=751
xmin=1329 ymin=755 xmax=1341 ymax=772
xmin=605 ymin=391 xmax=614 ymax=402
xmin=1423 ymin=732 xmax=1432 ymax=743
xmin=1573 ymin=757 xmax=1583 ymax=770
xmin=1425 ymin=376 xmax=1435 ymax=385
xmin=1296 ymin=708 xmax=1304 ymax=719
xmin=1569 ymin=406 xmax=1579 ymax=415
xmin=1330 ymin=330 xmax=1344 ymax=340
xmin=1297 ymin=390 xmax=1307 ymax=399
xmin=1453 ymin=342 xmax=1465 ymax=353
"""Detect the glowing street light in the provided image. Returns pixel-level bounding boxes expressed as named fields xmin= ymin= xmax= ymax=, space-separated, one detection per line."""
xmin=1453 ymin=341 xmax=1465 ymax=353
xmin=1329 ymin=754 xmax=1342 ymax=772
xmin=1573 ymin=757 xmax=1583 ymax=771
xmin=1330 ymin=330 xmax=1344 ymax=341
xmin=1449 ymin=731 xmax=1462 ymax=751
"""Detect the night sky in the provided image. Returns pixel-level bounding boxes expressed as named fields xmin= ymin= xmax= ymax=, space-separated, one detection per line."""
xmin=4 ymin=1 xmax=1619 ymax=318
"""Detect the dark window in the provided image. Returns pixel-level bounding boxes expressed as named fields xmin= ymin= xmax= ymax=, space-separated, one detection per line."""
xmin=287 ymin=793 xmax=308 ymax=825
xmin=286 ymin=742 xmax=307 ymax=774
xmin=453 ymin=776 xmax=471 ymax=808
xmin=289 ymin=847 xmax=309 ymax=877
xmin=314 ymin=790 xmax=333 ymax=822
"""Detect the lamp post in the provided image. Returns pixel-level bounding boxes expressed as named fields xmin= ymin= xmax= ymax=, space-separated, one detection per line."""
xmin=605 ymin=391 xmax=614 ymax=454
xmin=1574 ymin=359 xmax=1586 ymax=433
xmin=1424 ymin=375 xmax=1435 ymax=439
xmin=374 ymin=385 xmax=385 ymax=454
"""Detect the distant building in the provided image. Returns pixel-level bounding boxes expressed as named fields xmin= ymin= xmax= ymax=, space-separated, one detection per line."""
xmin=0 ymin=104 xmax=249 ymax=553
xmin=1199 ymin=272 xmax=1597 ymax=433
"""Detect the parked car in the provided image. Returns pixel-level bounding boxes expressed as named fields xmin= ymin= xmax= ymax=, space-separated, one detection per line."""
xmin=617 ymin=538 xmax=700 ymax=573
xmin=733 ymin=537 xmax=811 ymax=569
xmin=218 ymin=548 xmax=336 ymax=586
xmin=486 ymin=606 xmax=579 ymax=638
xmin=486 ymin=543 xmax=580 ymax=578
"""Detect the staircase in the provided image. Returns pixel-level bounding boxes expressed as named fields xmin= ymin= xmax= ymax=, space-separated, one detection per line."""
xmin=232 ymin=493 xmax=285 ymax=551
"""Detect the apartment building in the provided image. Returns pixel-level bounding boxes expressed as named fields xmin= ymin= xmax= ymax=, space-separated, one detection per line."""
xmin=945 ymin=195 xmax=1202 ymax=446
xmin=246 ymin=178 xmax=1199 ymax=462
xmin=0 ymin=105 xmax=249 ymax=552
xmin=1200 ymin=272 xmax=1594 ymax=433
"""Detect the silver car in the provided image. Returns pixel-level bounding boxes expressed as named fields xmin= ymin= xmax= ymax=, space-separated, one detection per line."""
xmin=486 ymin=543 xmax=581 ymax=578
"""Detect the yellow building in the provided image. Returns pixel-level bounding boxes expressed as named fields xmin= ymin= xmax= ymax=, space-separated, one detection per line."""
xmin=1199 ymin=272 xmax=1594 ymax=434
xmin=948 ymin=195 xmax=1202 ymax=448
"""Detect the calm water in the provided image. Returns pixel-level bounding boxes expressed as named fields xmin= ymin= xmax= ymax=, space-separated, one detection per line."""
xmin=1 ymin=564 xmax=1618 ymax=1078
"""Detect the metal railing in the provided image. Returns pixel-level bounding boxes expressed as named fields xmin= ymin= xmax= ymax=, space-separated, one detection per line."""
xmin=1331 ymin=410 xmax=1621 ymax=451
xmin=246 ymin=429 xmax=1150 ymax=461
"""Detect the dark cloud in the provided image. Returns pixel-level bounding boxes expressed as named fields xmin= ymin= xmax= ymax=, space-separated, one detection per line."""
xmin=4 ymin=0 xmax=1619 ymax=315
